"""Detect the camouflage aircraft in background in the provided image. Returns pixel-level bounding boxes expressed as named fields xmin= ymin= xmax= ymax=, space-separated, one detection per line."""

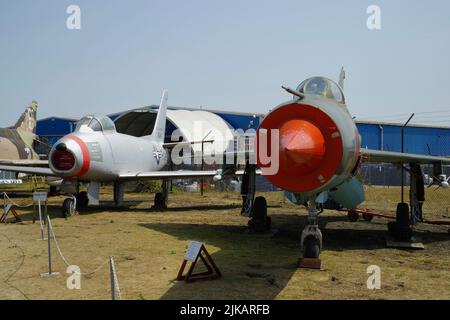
xmin=0 ymin=101 xmax=47 ymax=168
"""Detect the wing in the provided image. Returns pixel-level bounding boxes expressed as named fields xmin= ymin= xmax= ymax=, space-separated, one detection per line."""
xmin=0 ymin=164 xmax=55 ymax=176
xmin=0 ymin=159 xmax=49 ymax=167
xmin=361 ymin=149 xmax=450 ymax=165
xmin=119 ymin=170 xmax=220 ymax=180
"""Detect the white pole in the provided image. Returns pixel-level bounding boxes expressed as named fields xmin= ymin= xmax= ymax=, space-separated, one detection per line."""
xmin=38 ymin=199 xmax=45 ymax=240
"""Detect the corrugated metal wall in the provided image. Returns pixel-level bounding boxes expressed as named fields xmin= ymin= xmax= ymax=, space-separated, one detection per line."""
xmin=357 ymin=123 xmax=450 ymax=156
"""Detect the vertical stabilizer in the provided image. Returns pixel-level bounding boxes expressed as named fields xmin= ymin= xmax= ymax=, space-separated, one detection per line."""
xmin=15 ymin=101 xmax=38 ymax=133
xmin=145 ymin=90 xmax=168 ymax=144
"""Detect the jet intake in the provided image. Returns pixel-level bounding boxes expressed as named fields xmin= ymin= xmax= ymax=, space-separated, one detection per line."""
xmin=51 ymin=149 xmax=75 ymax=171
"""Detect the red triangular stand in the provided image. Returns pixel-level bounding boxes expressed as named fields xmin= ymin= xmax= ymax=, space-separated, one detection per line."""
xmin=1 ymin=205 xmax=22 ymax=224
xmin=177 ymin=245 xmax=221 ymax=283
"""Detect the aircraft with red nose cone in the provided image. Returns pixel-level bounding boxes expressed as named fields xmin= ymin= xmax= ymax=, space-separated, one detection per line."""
xmin=248 ymin=70 xmax=450 ymax=259
xmin=0 ymin=91 xmax=225 ymax=212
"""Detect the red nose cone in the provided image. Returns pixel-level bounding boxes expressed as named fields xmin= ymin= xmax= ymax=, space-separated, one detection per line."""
xmin=280 ymin=120 xmax=326 ymax=175
xmin=257 ymin=103 xmax=343 ymax=193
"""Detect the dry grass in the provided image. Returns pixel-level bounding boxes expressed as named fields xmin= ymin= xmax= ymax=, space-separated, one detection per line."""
xmin=0 ymin=186 xmax=449 ymax=300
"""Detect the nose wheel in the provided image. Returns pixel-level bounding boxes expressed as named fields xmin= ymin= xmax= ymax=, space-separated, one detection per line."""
xmin=62 ymin=196 xmax=77 ymax=217
xmin=300 ymin=200 xmax=323 ymax=259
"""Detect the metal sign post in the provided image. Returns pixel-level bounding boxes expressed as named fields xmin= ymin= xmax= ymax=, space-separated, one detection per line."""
xmin=40 ymin=215 xmax=59 ymax=277
xmin=37 ymin=199 xmax=46 ymax=240
xmin=33 ymin=191 xmax=48 ymax=226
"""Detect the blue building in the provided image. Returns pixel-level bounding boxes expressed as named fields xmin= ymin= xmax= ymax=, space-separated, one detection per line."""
xmin=36 ymin=109 xmax=450 ymax=157
xmin=356 ymin=121 xmax=449 ymax=157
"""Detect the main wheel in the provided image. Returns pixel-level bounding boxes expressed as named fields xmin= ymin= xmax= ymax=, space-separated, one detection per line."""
xmin=154 ymin=192 xmax=166 ymax=209
xmin=62 ymin=198 xmax=75 ymax=218
xmin=252 ymin=196 xmax=267 ymax=219
xmin=362 ymin=212 xmax=374 ymax=222
xmin=248 ymin=196 xmax=270 ymax=233
xmin=303 ymin=235 xmax=320 ymax=259
xmin=76 ymin=191 xmax=89 ymax=209
xmin=347 ymin=209 xmax=359 ymax=222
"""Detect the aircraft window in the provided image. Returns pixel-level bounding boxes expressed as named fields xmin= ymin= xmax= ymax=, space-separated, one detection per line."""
xmin=88 ymin=118 xmax=102 ymax=132
xmin=74 ymin=117 xmax=92 ymax=131
xmin=99 ymin=117 xmax=116 ymax=131
xmin=298 ymin=77 xmax=344 ymax=103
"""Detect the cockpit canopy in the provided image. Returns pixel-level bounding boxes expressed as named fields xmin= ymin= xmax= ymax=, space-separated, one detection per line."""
xmin=296 ymin=77 xmax=345 ymax=104
xmin=74 ymin=115 xmax=116 ymax=132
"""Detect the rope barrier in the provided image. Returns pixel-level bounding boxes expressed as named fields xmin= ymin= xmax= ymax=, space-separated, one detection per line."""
xmin=0 ymin=233 xmax=30 ymax=300
xmin=47 ymin=217 xmax=109 ymax=276
xmin=1 ymin=192 xmax=33 ymax=208
xmin=110 ymin=256 xmax=122 ymax=300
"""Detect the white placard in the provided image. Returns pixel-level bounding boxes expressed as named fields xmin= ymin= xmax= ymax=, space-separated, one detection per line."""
xmin=33 ymin=191 xmax=48 ymax=202
xmin=0 ymin=179 xmax=23 ymax=184
xmin=184 ymin=241 xmax=203 ymax=262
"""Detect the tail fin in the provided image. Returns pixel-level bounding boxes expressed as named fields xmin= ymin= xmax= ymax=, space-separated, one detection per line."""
xmin=145 ymin=90 xmax=168 ymax=144
xmin=15 ymin=101 xmax=38 ymax=133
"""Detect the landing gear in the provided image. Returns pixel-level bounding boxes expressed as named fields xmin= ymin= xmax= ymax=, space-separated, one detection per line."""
xmin=248 ymin=196 xmax=271 ymax=233
xmin=300 ymin=199 xmax=323 ymax=259
xmin=76 ymin=191 xmax=89 ymax=209
xmin=240 ymin=163 xmax=256 ymax=217
xmin=152 ymin=180 xmax=168 ymax=210
xmin=347 ymin=209 xmax=359 ymax=222
xmin=240 ymin=163 xmax=271 ymax=233
xmin=388 ymin=203 xmax=413 ymax=241
xmin=153 ymin=192 xmax=166 ymax=209
xmin=62 ymin=196 xmax=76 ymax=218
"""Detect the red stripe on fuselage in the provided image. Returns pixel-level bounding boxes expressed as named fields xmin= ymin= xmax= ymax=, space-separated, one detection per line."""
xmin=66 ymin=135 xmax=90 ymax=177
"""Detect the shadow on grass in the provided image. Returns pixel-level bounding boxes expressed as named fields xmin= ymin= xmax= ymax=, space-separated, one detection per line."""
xmin=139 ymin=213 xmax=449 ymax=299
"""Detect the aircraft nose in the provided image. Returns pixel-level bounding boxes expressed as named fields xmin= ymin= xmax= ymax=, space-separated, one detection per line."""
xmin=280 ymin=119 xmax=326 ymax=175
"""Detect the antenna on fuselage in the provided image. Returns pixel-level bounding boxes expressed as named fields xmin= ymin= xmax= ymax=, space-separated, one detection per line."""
xmin=339 ymin=67 xmax=346 ymax=90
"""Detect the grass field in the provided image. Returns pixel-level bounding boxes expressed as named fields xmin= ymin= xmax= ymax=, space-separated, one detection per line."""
xmin=0 ymin=185 xmax=449 ymax=300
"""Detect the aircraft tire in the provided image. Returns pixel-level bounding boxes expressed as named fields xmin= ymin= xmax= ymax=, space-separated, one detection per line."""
xmin=347 ymin=209 xmax=359 ymax=222
xmin=62 ymin=198 xmax=75 ymax=218
xmin=248 ymin=197 xmax=269 ymax=233
xmin=154 ymin=192 xmax=166 ymax=209
xmin=77 ymin=191 xmax=89 ymax=209
xmin=362 ymin=212 xmax=374 ymax=222
xmin=252 ymin=196 xmax=267 ymax=220
xmin=303 ymin=235 xmax=320 ymax=259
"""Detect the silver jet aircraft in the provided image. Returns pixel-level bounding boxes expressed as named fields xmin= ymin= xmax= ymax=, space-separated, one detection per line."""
xmin=0 ymin=91 xmax=223 ymax=211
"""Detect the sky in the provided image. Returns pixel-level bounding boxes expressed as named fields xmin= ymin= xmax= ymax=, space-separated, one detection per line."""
xmin=1 ymin=0 xmax=450 ymax=127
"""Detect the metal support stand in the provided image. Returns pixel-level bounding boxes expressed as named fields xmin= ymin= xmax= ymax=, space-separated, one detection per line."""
xmin=400 ymin=114 xmax=414 ymax=203
xmin=410 ymin=163 xmax=425 ymax=225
